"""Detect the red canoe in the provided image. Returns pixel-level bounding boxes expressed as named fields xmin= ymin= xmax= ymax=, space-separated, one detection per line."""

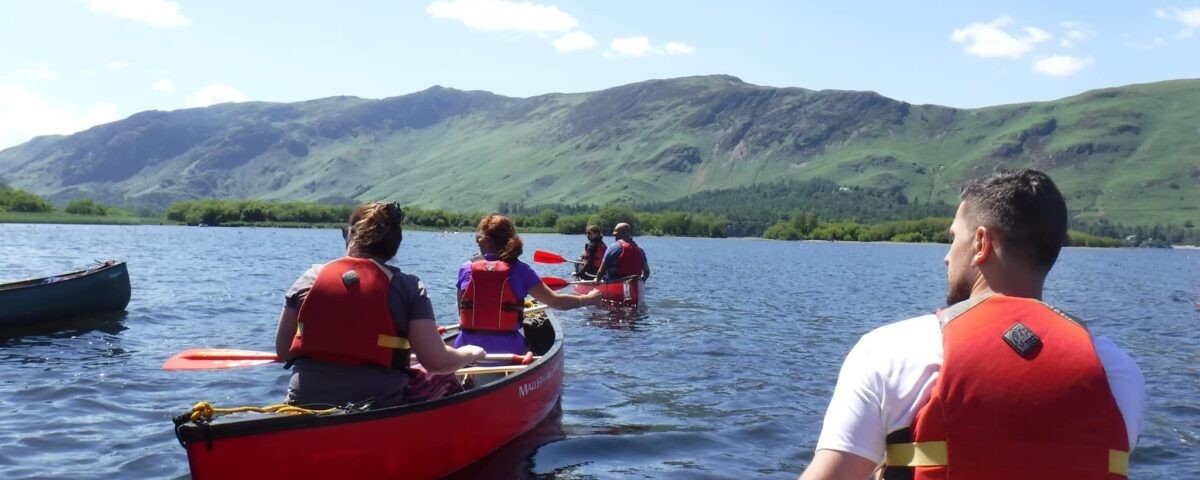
xmin=572 ymin=276 xmax=643 ymax=306
xmin=173 ymin=314 xmax=563 ymax=479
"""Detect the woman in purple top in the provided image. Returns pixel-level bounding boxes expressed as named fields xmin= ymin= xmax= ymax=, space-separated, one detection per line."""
xmin=455 ymin=215 xmax=601 ymax=354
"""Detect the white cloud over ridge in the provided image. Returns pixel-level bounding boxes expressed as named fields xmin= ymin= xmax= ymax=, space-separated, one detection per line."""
xmin=554 ymin=31 xmax=596 ymax=52
xmin=426 ymin=0 xmax=577 ymax=33
xmin=0 ymin=83 xmax=119 ymax=149
xmin=664 ymin=42 xmax=695 ymax=54
xmin=84 ymin=0 xmax=190 ymax=28
xmin=951 ymin=16 xmax=1050 ymax=58
xmin=604 ymin=37 xmax=694 ymax=58
xmin=1033 ymin=55 xmax=1093 ymax=77
xmin=610 ymin=36 xmax=652 ymax=57
xmin=187 ymin=84 xmax=247 ymax=107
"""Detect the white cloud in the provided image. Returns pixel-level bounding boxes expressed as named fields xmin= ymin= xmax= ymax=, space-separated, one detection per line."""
xmin=426 ymin=0 xmax=577 ymax=33
xmin=0 ymin=83 xmax=119 ymax=149
xmin=553 ymin=31 xmax=596 ymax=52
xmin=1158 ymin=7 xmax=1200 ymax=37
xmin=1059 ymin=21 xmax=1095 ymax=48
xmin=1175 ymin=7 xmax=1200 ymax=26
xmin=951 ymin=16 xmax=1051 ymax=59
xmin=84 ymin=0 xmax=189 ymax=27
xmin=186 ymin=84 xmax=248 ymax=107
xmin=151 ymin=80 xmax=175 ymax=92
xmin=664 ymin=42 xmax=695 ymax=54
xmin=609 ymin=36 xmax=653 ymax=57
xmin=105 ymin=61 xmax=132 ymax=70
xmin=1032 ymin=55 xmax=1093 ymax=77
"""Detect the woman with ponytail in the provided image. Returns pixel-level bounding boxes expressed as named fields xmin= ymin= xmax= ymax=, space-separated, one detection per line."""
xmin=275 ymin=202 xmax=486 ymax=408
xmin=456 ymin=215 xmax=601 ymax=354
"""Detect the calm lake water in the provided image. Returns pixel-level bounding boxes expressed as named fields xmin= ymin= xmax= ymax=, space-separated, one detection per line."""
xmin=0 ymin=223 xmax=1196 ymax=479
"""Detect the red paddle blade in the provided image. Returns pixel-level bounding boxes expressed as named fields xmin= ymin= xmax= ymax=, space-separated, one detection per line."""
xmin=163 ymin=348 xmax=281 ymax=371
xmin=533 ymin=250 xmax=567 ymax=264
xmin=542 ymin=276 xmax=570 ymax=290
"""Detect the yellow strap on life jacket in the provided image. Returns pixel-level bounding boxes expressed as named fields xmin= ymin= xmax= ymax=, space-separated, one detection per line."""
xmin=376 ymin=334 xmax=410 ymax=349
xmin=885 ymin=441 xmax=1130 ymax=475
xmin=1109 ymin=449 xmax=1129 ymax=476
xmin=886 ymin=441 xmax=947 ymax=467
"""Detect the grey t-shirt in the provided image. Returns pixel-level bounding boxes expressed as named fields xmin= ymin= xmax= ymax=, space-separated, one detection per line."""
xmin=283 ymin=260 xmax=435 ymax=408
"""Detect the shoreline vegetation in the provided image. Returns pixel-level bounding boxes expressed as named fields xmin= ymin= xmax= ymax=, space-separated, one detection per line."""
xmin=2 ymin=186 xmax=1193 ymax=248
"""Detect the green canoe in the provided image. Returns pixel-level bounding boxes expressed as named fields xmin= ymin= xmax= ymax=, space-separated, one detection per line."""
xmin=0 ymin=261 xmax=131 ymax=328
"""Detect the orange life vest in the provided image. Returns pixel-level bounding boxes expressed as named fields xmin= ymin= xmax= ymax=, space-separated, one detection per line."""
xmin=884 ymin=294 xmax=1129 ymax=479
xmin=581 ymin=241 xmax=607 ymax=272
xmin=615 ymin=239 xmax=642 ymax=277
xmin=458 ymin=259 xmax=523 ymax=332
xmin=289 ymin=257 xmax=410 ymax=369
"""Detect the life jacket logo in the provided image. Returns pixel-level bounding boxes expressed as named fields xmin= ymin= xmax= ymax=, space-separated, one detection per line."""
xmin=485 ymin=262 xmax=496 ymax=272
xmin=1002 ymin=322 xmax=1042 ymax=358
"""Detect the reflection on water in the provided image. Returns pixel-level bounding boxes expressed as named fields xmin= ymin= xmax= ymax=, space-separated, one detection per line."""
xmin=0 ymin=225 xmax=1195 ymax=479
xmin=582 ymin=306 xmax=650 ymax=331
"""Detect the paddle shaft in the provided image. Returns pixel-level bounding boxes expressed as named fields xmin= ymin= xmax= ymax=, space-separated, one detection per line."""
xmin=533 ymin=250 xmax=585 ymax=265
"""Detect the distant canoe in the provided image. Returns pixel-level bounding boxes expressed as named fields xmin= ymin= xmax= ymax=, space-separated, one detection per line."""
xmin=0 ymin=261 xmax=131 ymax=328
xmin=572 ymin=276 xmax=643 ymax=307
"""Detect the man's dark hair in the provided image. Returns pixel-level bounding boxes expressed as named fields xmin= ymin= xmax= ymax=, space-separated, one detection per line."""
xmin=960 ymin=169 xmax=1068 ymax=272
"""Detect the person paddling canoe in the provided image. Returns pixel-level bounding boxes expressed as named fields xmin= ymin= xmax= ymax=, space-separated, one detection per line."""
xmin=594 ymin=222 xmax=650 ymax=282
xmin=456 ymin=215 xmax=601 ymax=355
xmin=574 ymin=225 xmax=606 ymax=280
xmin=274 ymin=202 xmax=485 ymax=409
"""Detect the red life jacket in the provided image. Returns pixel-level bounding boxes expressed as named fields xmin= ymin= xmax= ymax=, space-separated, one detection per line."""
xmin=458 ymin=259 xmax=523 ymax=332
xmin=615 ymin=239 xmax=642 ymax=277
xmin=581 ymin=241 xmax=607 ymax=272
xmin=884 ymin=294 xmax=1129 ymax=480
xmin=289 ymin=257 xmax=410 ymax=370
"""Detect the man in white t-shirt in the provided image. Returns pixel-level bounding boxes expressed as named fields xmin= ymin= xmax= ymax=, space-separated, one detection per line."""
xmin=800 ymin=169 xmax=1146 ymax=480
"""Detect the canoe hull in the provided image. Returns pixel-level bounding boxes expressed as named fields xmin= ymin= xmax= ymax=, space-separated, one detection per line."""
xmin=572 ymin=276 xmax=643 ymax=306
xmin=0 ymin=261 xmax=130 ymax=328
xmin=177 ymin=316 xmax=565 ymax=479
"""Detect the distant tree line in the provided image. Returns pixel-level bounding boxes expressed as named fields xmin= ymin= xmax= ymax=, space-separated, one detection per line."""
xmin=505 ymin=178 xmax=958 ymax=238
xmin=0 ymin=187 xmax=54 ymax=212
xmin=0 ymin=187 xmax=124 ymax=216
xmin=165 ymin=200 xmax=353 ymax=226
xmin=3 ymin=184 xmax=1194 ymax=246
xmin=487 ymin=177 xmax=1200 ymax=245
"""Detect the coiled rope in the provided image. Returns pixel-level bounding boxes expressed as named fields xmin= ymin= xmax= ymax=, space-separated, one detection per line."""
xmin=184 ymin=401 xmax=338 ymax=423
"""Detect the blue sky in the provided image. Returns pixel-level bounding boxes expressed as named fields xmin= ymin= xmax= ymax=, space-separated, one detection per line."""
xmin=1 ymin=1 xmax=1198 ymax=150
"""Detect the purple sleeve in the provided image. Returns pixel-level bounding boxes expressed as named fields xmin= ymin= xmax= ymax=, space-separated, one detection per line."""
xmin=508 ymin=260 xmax=542 ymax=299
xmin=456 ymin=262 xmax=471 ymax=292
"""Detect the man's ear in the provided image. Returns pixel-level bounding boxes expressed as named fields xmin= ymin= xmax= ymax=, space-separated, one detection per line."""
xmin=971 ymin=225 xmax=992 ymax=266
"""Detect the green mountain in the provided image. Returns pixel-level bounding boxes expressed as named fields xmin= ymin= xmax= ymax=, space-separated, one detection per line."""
xmin=1 ymin=75 xmax=1197 ymax=227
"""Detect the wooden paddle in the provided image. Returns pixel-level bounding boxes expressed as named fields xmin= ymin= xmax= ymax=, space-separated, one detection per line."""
xmin=533 ymin=250 xmax=584 ymax=265
xmin=164 ymin=347 xmax=539 ymax=371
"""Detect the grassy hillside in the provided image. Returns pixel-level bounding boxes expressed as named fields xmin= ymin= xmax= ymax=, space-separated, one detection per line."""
xmin=0 ymin=76 xmax=1197 ymax=228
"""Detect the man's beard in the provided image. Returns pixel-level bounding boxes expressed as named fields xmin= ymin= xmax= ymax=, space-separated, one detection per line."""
xmin=946 ymin=276 xmax=972 ymax=306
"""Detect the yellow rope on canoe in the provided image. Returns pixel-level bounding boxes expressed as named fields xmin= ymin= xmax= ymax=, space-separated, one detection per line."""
xmin=186 ymin=401 xmax=338 ymax=423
